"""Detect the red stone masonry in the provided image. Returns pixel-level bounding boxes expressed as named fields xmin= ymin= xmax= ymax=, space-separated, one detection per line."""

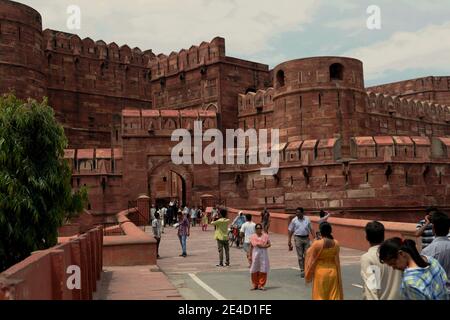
xmin=367 ymin=76 xmax=450 ymax=106
xmin=103 ymin=207 xmax=157 ymax=266
xmin=0 ymin=0 xmax=47 ymax=100
xmin=0 ymin=226 xmax=103 ymax=300
xmin=2 ymin=0 xmax=450 ymax=223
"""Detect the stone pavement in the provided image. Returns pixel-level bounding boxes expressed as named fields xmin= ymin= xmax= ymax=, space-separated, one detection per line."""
xmin=94 ymin=224 xmax=365 ymax=300
xmin=154 ymin=224 xmax=365 ymax=300
xmin=94 ymin=265 xmax=182 ymax=300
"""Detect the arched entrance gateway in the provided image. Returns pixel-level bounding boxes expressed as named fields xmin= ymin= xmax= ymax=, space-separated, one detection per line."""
xmin=148 ymin=161 xmax=193 ymax=208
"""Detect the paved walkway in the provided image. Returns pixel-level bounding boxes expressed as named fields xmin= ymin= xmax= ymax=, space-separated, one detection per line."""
xmin=94 ymin=265 xmax=182 ymax=300
xmin=154 ymin=224 xmax=365 ymax=300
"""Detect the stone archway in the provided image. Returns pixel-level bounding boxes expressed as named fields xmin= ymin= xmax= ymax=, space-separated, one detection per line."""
xmin=148 ymin=161 xmax=193 ymax=207
xmin=204 ymin=103 xmax=218 ymax=113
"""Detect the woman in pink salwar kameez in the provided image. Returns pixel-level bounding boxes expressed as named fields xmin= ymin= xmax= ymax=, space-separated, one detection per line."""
xmin=249 ymin=223 xmax=271 ymax=290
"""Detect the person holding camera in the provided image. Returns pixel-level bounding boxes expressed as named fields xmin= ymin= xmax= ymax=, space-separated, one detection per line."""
xmin=415 ymin=207 xmax=437 ymax=250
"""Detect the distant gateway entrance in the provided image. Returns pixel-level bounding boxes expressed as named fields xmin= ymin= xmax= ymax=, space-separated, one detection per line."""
xmin=149 ymin=163 xmax=190 ymax=207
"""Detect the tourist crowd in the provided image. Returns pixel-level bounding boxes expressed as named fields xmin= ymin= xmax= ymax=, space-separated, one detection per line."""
xmin=150 ymin=202 xmax=450 ymax=300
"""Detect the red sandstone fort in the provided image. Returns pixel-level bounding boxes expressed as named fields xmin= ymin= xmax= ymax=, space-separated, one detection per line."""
xmin=1 ymin=0 xmax=450 ymax=224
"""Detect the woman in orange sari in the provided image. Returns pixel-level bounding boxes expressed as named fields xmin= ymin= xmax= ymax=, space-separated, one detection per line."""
xmin=305 ymin=222 xmax=343 ymax=300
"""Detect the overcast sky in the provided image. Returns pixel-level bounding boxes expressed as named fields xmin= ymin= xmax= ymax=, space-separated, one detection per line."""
xmin=20 ymin=0 xmax=450 ymax=86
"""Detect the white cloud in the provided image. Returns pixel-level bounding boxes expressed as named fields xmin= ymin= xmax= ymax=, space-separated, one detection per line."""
xmin=346 ymin=22 xmax=450 ymax=80
xmin=325 ymin=17 xmax=365 ymax=31
xmin=21 ymin=0 xmax=320 ymax=56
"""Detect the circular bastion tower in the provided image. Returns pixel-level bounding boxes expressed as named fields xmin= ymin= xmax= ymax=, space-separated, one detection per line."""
xmin=0 ymin=0 xmax=47 ymax=100
xmin=271 ymin=57 xmax=367 ymax=157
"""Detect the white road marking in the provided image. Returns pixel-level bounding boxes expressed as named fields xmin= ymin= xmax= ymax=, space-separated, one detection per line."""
xmin=352 ymin=283 xmax=363 ymax=289
xmin=188 ymin=273 xmax=227 ymax=300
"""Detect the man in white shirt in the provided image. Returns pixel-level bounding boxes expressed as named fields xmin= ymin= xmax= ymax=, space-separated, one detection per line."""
xmin=360 ymin=221 xmax=402 ymax=300
xmin=190 ymin=207 xmax=197 ymax=227
xmin=211 ymin=206 xmax=219 ymax=221
xmin=240 ymin=214 xmax=256 ymax=267
xmin=150 ymin=204 xmax=156 ymax=221
xmin=159 ymin=206 xmax=167 ymax=233
xmin=152 ymin=211 xmax=162 ymax=259
xmin=288 ymin=207 xmax=314 ymax=277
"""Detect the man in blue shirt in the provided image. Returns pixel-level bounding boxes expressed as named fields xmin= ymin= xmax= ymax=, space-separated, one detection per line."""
xmin=288 ymin=207 xmax=315 ymax=277
xmin=422 ymin=211 xmax=450 ymax=293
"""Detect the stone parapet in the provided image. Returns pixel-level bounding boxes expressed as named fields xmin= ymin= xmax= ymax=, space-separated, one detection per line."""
xmin=226 ymin=207 xmax=417 ymax=251
xmin=103 ymin=208 xmax=156 ymax=266
xmin=0 ymin=226 xmax=103 ymax=300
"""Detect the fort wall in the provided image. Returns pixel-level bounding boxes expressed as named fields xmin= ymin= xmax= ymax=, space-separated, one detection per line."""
xmin=2 ymin=0 xmax=450 ymax=222
xmin=368 ymin=76 xmax=450 ymax=106
xmin=219 ymin=135 xmax=450 ymax=222
xmin=43 ymin=29 xmax=155 ymax=148
xmin=0 ymin=0 xmax=47 ymax=100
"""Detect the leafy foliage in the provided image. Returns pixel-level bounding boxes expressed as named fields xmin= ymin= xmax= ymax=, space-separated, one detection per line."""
xmin=0 ymin=94 xmax=87 ymax=271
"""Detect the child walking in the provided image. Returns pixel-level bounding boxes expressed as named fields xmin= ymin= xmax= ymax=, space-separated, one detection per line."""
xmin=201 ymin=210 xmax=208 ymax=231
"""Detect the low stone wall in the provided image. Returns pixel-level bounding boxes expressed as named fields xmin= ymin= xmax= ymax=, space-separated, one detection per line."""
xmin=310 ymin=217 xmax=418 ymax=251
xmin=58 ymin=223 xmax=81 ymax=237
xmin=0 ymin=227 xmax=103 ymax=300
xmin=57 ymin=210 xmax=96 ymax=237
xmin=227 ymin=207 xmax=292 ymax=235
xmin=227 ymin=207 xmax=417 ymax=251
xmin=103 ymin=208 xmax=157 ymax=266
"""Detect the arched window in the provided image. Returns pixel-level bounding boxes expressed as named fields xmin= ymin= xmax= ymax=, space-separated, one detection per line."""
xmin=276 ymin=70 xmax=285 ymax=87
xmin=330 ymin=63 xmax=344 ymax=81
xmin=245 ymin=87 xmax=256 ymax=94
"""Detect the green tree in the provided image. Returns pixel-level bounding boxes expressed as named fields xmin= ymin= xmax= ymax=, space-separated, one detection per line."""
xmin=0 ymin=94 xmax=87 ymax=272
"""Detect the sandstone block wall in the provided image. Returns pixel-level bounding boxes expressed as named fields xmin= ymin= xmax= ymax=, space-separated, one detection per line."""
xmin=0 ymin=0 xmax=47 ymax=100
xmin=368 ymin=76 xmax=450 ymax=106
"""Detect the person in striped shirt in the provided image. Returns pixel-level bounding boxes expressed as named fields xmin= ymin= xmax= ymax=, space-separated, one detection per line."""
xmin=415 ymin=207 xmax=437 ymax=250
xmin=379 ymin=237 xmax=449 ymax=300
xmin=422 ymin=211 xmax=450 ymax=293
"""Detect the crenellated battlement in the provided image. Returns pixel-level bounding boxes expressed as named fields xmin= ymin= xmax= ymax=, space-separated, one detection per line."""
xmin=280 ymin=135 xmax=450 ymax=165
xmin=3 ymin=0 xmax=450 ymax=220
xmin=121 ymin=108 xmax=218 ymax=135
xmin=219 ymin=135 xmax=450 ymax=169
xmin=43 ymin=29 xmax=156 ymax=68
xmin=148 ymin=37 xmax=226 ymax=79
xmin=238 ymin=88 xmax=274 ymax=117
xmin=64 ymin=148 xmax=123 ymax=175
xmin=367 ymin=76 xmax=450 ymax=105
xmin=366 ymin=91 xmax=450 ymax=124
